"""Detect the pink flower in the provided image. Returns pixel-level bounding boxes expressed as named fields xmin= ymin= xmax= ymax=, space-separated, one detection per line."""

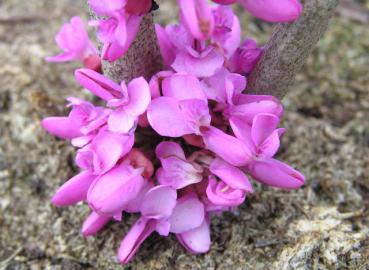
xmin=178 ymin=0 xmax=214 ymax=40
xmin=87 ymin=163 xmax=145 ymax=216
xmin=76 ymin=128 xmax=134 ymax=175
xmin=228 ymin=38 xmax=263 ymax=74
xmin=230 ymin=114 xmax=305 ymax=188
xmin=75 ymin=69 xmax=151 ymax=133
xmin=51 ymin=171 xmax=96 ymax=207
xmin=118 ymin=185 xmax=177 ymax=263
xmin=156 ymin=142 xmax=203 ymax=189
xmin=42 ymin=97 xmax=109 ymax=141
xmin=89 ymin=3 xmax=142 ymax=62
xmin=239 ymin=0 xmax=302 ymax=22
xmin=46 ymin=17 xmax=99 ymax=65
xmin=82 ymin=211 xmax=111 ymax=237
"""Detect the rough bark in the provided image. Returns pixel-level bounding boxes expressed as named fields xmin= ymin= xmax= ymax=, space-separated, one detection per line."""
xmin=247 ymin=0 xmax=339 ymax=99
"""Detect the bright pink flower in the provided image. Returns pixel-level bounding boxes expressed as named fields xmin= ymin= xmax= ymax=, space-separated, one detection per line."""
xmin=88 ymin=0 xmax=127 ymax=15
xmin=89 ymin=9 xmax=142 ymax=62
xmin=46 ymin=17 xmax=98 ymax=64
xmin=247 ymin=158 xmax=305 ymax=189
xmin=212 ymin=6 xmax=241 ymax=58
xmin=75 ymin=69 xmax=150 ymax=133
xmin=156 ymin=142 xmax=203 ymax=189
xmin=82 ymin=211 xmax=111 ymax=237
xmin=212 ymin=0 xmax=237 ymax=4
xmin=87 ymin=164 xmax=145 ymax=216
xmin=239 ymin=0 xmax=302 ymax=22
xmin=228 ymin=38 xmax=263 ymax=74
xmin=76 ymin=128 xmax=134 ymax=175
xmin=51 ymin=171 xmax=96 ymax=207
xmin=118 ymin=185 xmax=177 ymax=263
xmin=178 ymin=0 xmax=214 ymax=40
xmin=42 ymin=97 xmax=109 ymax=141
xmin=176 ymin=217 xmax=211 ymax=254
xmin=230 ymin=114 xmax=305 ymax=188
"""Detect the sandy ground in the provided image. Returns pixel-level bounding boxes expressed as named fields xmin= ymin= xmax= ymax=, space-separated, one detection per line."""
xmin=0 ymin=1 xmax=368 ymax=269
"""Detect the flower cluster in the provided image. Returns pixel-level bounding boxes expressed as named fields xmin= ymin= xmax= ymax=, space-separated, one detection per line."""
xmin=43 ymin=0 xmax=304 ymax=264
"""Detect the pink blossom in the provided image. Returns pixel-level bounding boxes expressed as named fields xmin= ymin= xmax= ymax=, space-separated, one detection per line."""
xmin=239 ymin=0 xmax=303 ymax=22
xmin=46 ymin=17 xmax=99 ymax=65
xmin=228 ymin=38 xmax=263 ymax=74
xmin=87 ymin=164 xmax=145 ymax=216
xmin=82 ymin=211 xmax=111 ymax=237
xmin=178 ymin=0 xmax=214 ymax=40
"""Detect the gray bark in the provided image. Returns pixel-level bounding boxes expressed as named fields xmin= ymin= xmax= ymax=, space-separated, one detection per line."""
xmin=247 ymin=0 xmax=339 ymax=99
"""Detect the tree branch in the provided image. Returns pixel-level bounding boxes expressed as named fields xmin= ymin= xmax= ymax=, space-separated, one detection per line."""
xmin=246 ymin=0 xmax=339 ymax=99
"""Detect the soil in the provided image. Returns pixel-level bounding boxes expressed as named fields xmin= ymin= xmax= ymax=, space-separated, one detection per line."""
xmin=0 ymin=1 xmax=368 ymax=269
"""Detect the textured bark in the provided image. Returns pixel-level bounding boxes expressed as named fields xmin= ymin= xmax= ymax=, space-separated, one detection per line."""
xmin=247 ymin=0 xmax=339 ymax=99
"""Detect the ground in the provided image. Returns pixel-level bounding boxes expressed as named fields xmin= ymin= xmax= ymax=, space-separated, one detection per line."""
xmin=0 ymin=1 xmax=368 ymax=269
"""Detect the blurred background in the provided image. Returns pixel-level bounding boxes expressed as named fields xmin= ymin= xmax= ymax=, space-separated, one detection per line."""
xmin=0 ymin=0 xmax=368 ymax=269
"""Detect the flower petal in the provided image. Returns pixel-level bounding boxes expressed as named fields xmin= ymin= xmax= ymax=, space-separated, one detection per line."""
xmin=51 ymin=171 xmax=96 ymax=206
xmin=140 ymin=185 xmax=177 ymax=219
xmin=169 ymin=194 xmax=205 ymax=234
xmin=81 ymin=211 xmax=110 ymax=237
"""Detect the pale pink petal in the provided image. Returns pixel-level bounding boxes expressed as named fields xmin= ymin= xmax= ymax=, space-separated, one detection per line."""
xmin=169 ymin=194 xmax=205 ymax=234
xmin=155 ymin=24 xmax=176 ymax=67
xmin=162 ymin=74 xmax=207 ymax=102
xmin=155 ymin=141 xmax=186 ymax=160
xmin=172 ymin=49 xmax=224 ymax=78
xmin=251 ymin=113 xmax=280 ymax=147
xmin=176 ymin=218 xmax=211 ymax=253
xmin=140 ymin=185 xmax=177 ymax=219
xmin=206 ymin=176 xmax=246 ymax=206
xmin=210 ymin=158 xmax=253 ymax=192
xmin=147 ymin=97 xmax=195 ymax=137
xmin=118 ymin=217 xmax=157 ymax=264
xmin=125 ymin=77 xmax=151 ymax=116
xmin=201 ymin=126 xmax=252 ymax=166
xmin=88 ymin=0 xmax=127 ymax=15
xmin=108 ymin=109 xmax=136 ymax=133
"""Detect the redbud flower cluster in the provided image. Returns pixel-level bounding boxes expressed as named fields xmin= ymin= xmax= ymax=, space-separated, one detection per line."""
xmin=43 ymin=0 xmax=304 ymax=264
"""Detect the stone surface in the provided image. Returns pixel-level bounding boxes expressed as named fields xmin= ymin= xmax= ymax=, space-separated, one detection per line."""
xmin=0 ymin=1 xmax=368 ymax=269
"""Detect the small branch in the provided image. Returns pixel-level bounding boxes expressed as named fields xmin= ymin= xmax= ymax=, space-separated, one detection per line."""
xmin=247 ymin=0 xmax=339 ymax=99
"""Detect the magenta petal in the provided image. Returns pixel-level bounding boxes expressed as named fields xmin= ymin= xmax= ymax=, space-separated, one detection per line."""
xmin=247 ymin=158 xmax=305 ymax=189
xmin=201 ymin=126 xmax=252 ymax=167
xmin=81 ymin=211 xmax=110 ymax=237
xmin=51 ymin=171 xmax=96 ymax=206
xmin=125 ymin=181 xmax=154 ymax=213
xmin=157 ymin=156 xmax=203 ymax=189
xmin=108 ymin=109 xmax=136 ymax=133
xmin=140 ymin=185 xmax=177 ymax=219
xmin=176 ymin=218 xmax=211 ymax=254
xmin=147 ymin=97 xmax=194 ymax=137
xmin=239 ymin=0 xmax=302 ymax=23
xmin=75 ymin=68 xmax=121 ymax=101
xmin=206 ymin=176 xmax=246 ymax=207
xmin=210 ymin=158 xmax=253 ymax=192
xmin=156 ymin=141 xmax=186 ymax=160
xmin=251 ymin=113 xmax=280 ymax=147
xmin=118 ymin=217 xmax=157 ymax=264
xmin=155 ymin=24 xmax=176 ymax=67
xmin=162 ymin=74 xmax=207 ymax=102
xmin=172 ymin=49 xmax=224 ymax=78
xmin=259 ymin=128 xmax=285 ymax=157
xmin=169 ymin=194 xmax=205 ymax=234
xmin=125 ymin=77 xmax=151 ymax=116
xmin=42 ymin=117 xmax=82 ymax=139
xmin=87 ymin=165 xmax=145 ymax=216
xmin=229 ymin=116 xmax=255 ymax=151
